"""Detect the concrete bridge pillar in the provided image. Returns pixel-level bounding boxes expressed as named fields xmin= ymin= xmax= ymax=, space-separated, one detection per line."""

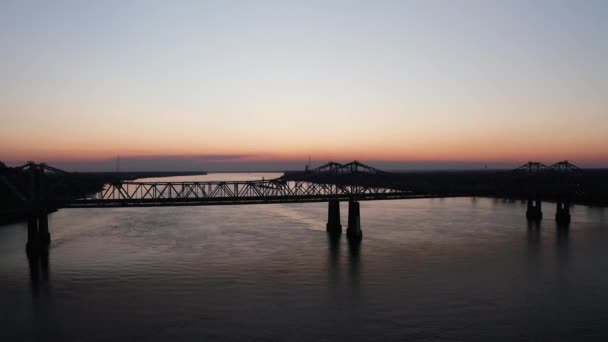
xmin=555 ymin=200 xmax=571 ymax=223
xmin=347 ymin=200 xmax=362 ymax=241
xmin=526 ymin=199 xmax=543 ymax=220
xmin=38 ymin=211 xmax=51 ymax=244
xmin=26 ymin=213 xmax=51 ymax=255
xmin=26 ymin=164 xmax=51 ymax=253
xmin=26 ymin=215 xmax=40 ymax=254
xmin=326 ymin=200 xmax=342 ymax=234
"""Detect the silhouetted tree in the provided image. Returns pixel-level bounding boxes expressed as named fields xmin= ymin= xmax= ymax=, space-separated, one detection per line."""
xmin=0 ymin=161 xmax=5 ymax=168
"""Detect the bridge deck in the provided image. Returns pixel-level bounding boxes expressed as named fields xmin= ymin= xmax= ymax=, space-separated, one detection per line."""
xmin=65 ymin=194 xmax=455 ymax=208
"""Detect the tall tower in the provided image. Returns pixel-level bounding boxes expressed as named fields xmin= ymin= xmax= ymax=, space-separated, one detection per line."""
xmin=305 ymin=154 xmax=311 ymax=172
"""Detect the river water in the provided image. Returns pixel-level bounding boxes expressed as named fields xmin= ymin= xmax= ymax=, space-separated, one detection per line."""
xmin=1 ymin=173 xmax=608 ymax=341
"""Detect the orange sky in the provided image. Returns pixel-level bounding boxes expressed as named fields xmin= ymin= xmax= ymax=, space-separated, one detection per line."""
xmin=1 ymin=1 xmax=607 ymax=170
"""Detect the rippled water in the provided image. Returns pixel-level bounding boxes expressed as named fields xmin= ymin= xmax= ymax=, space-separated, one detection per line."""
xmin=2 ymin=173 xmax=608 ymax=341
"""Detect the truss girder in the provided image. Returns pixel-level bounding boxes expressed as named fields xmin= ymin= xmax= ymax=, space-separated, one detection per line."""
xmin=65 ymin=180 xmax=414 ymax=207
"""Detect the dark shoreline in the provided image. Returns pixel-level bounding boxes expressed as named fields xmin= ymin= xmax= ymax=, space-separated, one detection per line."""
xmin=81 ymin=171 xmax=208 ymax=180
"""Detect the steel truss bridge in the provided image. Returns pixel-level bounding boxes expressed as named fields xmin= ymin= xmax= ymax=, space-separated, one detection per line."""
xmin=69 ymin=180 xmax=417 ymax=208
xmin=66 ymin=160 xmax=412 ymax=208
xmin=0 ymin=161 xmax=421 ymax=249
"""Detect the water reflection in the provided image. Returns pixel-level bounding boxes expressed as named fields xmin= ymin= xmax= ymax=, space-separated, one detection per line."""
xmin=326 ymin=233 xmax=361 ymax=295
xmin=526 ymin=219 xmax=541 ymax=257
xmin=27 ymin=248 xmax=50 ymax=297
xmin=586 ymin=206 xmax=606 ymax=223
xmin=327 ymin=232 xmax=341 ymax=263
xmin=347 ymin=238 xmax=361 ymax=293
xmin=327 ymin=232 xmax=341 ymax=293
xmin=556 ymin=222 xmax=570 ymax=270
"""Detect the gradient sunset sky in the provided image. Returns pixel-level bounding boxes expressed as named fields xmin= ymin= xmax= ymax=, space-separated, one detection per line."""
xmin=1 ymin=0 xmax=607 ymax=171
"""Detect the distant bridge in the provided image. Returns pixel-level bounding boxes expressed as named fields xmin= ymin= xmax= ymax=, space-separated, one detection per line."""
xmin=512 ymin=161 xmax=582 ymax=223
xmin=514 ymin=160 xmax=582 ymax=174
xmin=305 ymin=160 xmax=386 ymax=177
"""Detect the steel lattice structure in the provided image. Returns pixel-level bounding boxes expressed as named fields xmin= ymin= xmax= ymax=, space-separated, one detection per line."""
xmin=307 ymin=160 xmax=385 ymax=176
xmin=514 ymin=160 xmax=582 ymax=174
xmin=65 ymin=180 xmax=417 ymax=208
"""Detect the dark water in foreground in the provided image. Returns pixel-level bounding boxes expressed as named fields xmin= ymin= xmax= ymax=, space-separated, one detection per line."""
xmin=2 ymin=173 xmax=608 ymax=341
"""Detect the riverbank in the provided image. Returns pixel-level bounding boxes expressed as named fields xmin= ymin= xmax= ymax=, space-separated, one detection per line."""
xmin=83 ymin=171 xmax=208 ymax=181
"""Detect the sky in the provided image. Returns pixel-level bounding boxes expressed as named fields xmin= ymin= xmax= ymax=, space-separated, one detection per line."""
xmin=1 ymin=0 xmax=607 ymax=171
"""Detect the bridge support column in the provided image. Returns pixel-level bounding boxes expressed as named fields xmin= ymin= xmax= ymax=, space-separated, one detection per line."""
xmin=526 ymin=199 xmax=543 ymax=220
xmin=347 ymin=200 xmax=362 ymax=241
xmin=555 ymin=201 xmax=571 ymax=224
xmin=326 ymin=200 xmax=342 ymax=235
xmin=26 ymin=212 xmax=51 ymax=255
xmin=38 ymin=211 xmax=51 ymax=245
xmin=26 ymin=215 xmax=40 ymax=255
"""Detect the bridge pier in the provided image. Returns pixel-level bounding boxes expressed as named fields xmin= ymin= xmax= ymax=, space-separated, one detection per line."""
xmin=25 ymin=163 xmax=51 ymax=254
xmin=555 ymin=200 xmax=571 ymax=224
xmin=347 ymin=200 xmax=362 ymax=241
xmin=326 ymin=200 xmax=342 ymax=235
xmin=26 ymin=216 xmax=40 ymax=254
xmin=26 ymin=212 xmax=50 ymax=255
xmin=38 ymin=211 xmax=51 ymax=244
xmin=526 ymin=199 xmax=543 ymax=220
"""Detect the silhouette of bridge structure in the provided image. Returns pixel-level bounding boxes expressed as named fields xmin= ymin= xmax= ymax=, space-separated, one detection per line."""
xmin=2 ymin=161 xmax=419 ymax=253
xmin=513 ymin=161 xmax=582 ymax=223
xmin=67 ymin=161 xmax=400 ymax=208
xmin=1 ymin=160 xmax=584 ymax=254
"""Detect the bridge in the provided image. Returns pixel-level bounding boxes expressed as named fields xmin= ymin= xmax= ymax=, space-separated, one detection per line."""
xmin=513 ymin=161 xmax=582 ymax=222
xmin=1 ymin=161 xmax=423 ymax=253
xmin=0 ymin=160 xmax=585 ymax=255
xmin=67 ymin=180 xmax=417 ymax=207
